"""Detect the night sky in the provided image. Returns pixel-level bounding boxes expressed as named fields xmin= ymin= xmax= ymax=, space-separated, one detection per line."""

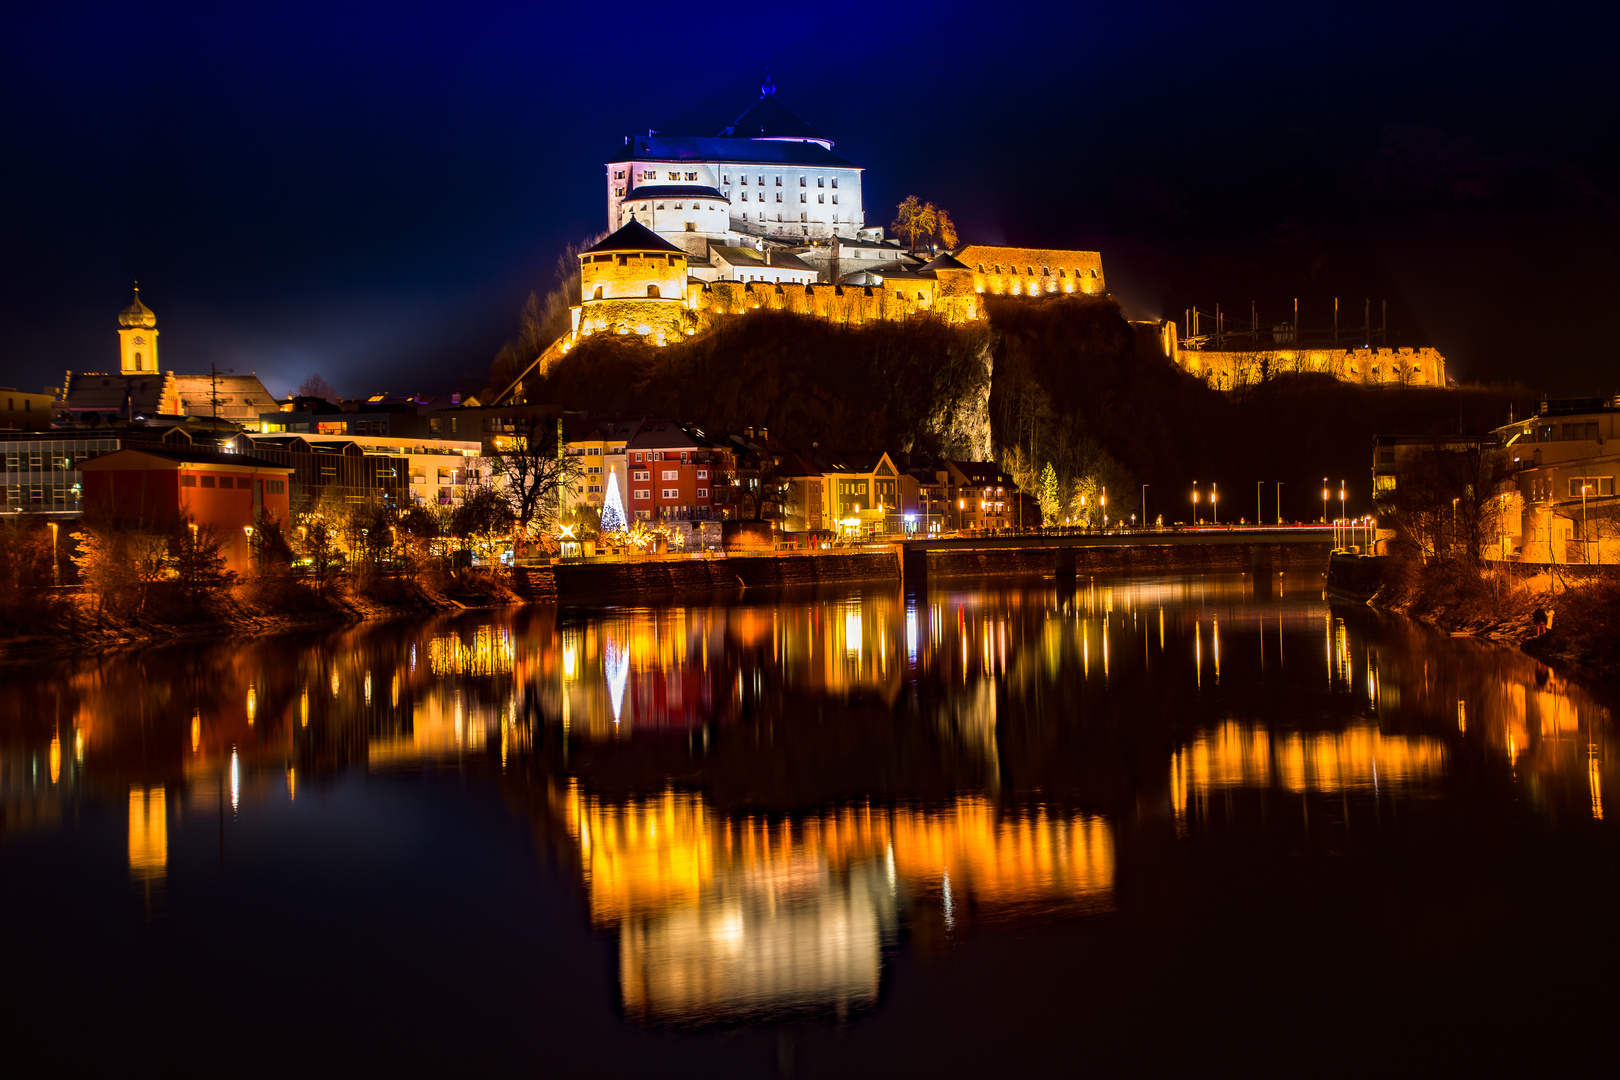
xmin=4 ymin=2 xmax=1616 ymax=400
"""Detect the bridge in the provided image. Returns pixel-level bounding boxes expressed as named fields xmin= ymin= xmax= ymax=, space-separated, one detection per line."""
xmin=894 ymin=524 xmax=1339 ymax=588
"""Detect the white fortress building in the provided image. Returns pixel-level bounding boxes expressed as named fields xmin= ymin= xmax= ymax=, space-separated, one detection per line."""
xmin=605 ymin=76 xmax=872 ymax=256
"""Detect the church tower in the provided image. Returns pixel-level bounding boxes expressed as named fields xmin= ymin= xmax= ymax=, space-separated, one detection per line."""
xmin=117 ymin=285 xmax=158 ymax=374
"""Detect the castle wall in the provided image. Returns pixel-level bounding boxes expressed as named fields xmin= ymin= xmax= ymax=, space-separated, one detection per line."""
xmin=1178 ymin=346 xmax=1448 ymax=389
xmin=688 ymin=280 xmax=980 ymax=326
xmin=580 ymin=250 xmax=688 ymax=302
xmin=953 ymin=245 xmax=1106 ymax=298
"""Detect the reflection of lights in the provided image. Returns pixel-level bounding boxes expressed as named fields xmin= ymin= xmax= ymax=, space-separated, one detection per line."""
xmin=74 ymin=729 xmax=84 ymax=764
xmin=391 ymin=673 xmax=399 ymax=708
xmin=942 ymin=868 xmax=955 ymax=932
xmin=230 ymin=749 xmax=240 ymax=811
xmin=365 ymin=671 xmax=372 ymax=706
xmin=331 ymin=669 xmax=340 ymax=697
xmin=605 ymin=635 xmax=629 ymax=723
xmin=1457 ymin=700 xmax=1466 ymax=733
xmin=287 ymin=766 xmax=296 ymax=802
xmin=128 ymin=786 xmax=167 ymax=881
xmin=246 ymin=686 xmax=257 ymax=724
xmin=192 ymin=712 xmax=201 ymax=752
xmin=49 ymin=733 xmax=60 ymax=784
xmin=906 ymin=606 xmax=918 ymax=665
xmin=844 ymin=607 xmax=863 ymax=657
xmin=1590 ymin=747 xmax=1604 ymax=821
xmin=563 ymin=632 xmax=579 ymax=681
xmin=428 ymin=627 xmax=515 ymax=676
xmin=300 ymin=687 xmax=309 ymax=727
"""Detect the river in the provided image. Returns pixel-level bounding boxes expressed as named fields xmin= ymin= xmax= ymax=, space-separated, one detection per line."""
xmin=2 ymin=573 xmax=1615 ymax=1074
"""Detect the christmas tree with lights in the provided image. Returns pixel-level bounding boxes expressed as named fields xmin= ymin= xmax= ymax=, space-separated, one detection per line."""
xmin=600 ymin=468 xmax=626 ymax=533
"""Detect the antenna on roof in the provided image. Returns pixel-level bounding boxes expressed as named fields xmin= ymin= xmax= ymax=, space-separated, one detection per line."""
xmin=761 ymin=70 xmax=775 ymax=97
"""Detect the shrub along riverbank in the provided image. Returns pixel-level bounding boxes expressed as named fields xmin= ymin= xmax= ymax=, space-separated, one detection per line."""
xmin=1373 ymin=555 xmax=1620 ymax=682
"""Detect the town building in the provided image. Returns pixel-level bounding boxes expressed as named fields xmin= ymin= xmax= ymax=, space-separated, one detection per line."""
xmin=0 ymin=433 xmax=122 ymax=516
xmin=939 ymin=460 xmax=1016 ymax=532
xmin=1492 ymin=397 xmax=1620 ymax=564
xmin=59 ymin=290 xmax=277 ymax=423
xmin=0 ymin=387 xmax=54 ymax=432
xmin=226 ymin=432 xmax=484 ymax=512
xmin=78 ymin=447 xmax=294 ymax=573
xmin=780 ymin=451 xmax=905 ymax=537
xmin=562 ymin=415 xmax=643 ymax=523
xmin=625 ymin=421 xmax=732 ymax=522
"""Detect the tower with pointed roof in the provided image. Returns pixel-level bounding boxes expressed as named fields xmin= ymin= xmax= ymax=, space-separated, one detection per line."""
xmin=118 ymin=285 xmax=159 ymax=374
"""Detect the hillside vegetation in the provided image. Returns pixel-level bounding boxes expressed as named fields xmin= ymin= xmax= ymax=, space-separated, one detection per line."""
xmin=528 ymin=295 xmax=1523 ymax=522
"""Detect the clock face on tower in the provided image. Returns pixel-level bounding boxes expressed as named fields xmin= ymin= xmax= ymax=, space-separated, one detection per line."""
xmin=133 ymin=336 xmax=145 ymax=345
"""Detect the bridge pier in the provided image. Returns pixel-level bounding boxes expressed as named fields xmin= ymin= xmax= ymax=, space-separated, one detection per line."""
xmin=1249 ymin=544 xmax=1275 ymax=598
xmin=901 ymin=546 xmax=928 ymax=594
xmin=1054 ymin=546 xmax=1077 ymax=584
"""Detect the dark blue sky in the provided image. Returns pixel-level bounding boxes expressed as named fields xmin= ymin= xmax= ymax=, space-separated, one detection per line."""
xmin=4 ymin=2 xmax=1616 ymax=398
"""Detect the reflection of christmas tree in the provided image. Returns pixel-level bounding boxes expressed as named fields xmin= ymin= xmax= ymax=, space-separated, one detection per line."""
xmin=600 ymin=468 xmax=626 ymax=533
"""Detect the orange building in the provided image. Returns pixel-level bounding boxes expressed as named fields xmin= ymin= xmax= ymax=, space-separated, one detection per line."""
xmin=79 ymin=447 xmax=293 ymax=572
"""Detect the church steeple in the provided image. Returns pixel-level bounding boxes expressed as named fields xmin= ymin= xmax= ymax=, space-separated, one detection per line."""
xmin=118 ymin=283 xmax=159 ymax=374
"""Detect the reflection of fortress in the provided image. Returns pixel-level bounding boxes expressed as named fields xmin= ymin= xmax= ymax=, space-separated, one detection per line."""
xmin=557 ymin=782 xmax=1114 ymax=1023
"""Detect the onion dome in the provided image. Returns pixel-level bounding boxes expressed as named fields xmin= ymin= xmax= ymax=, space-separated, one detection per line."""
xmin=118 ymin=286 xmax=156 ymax=329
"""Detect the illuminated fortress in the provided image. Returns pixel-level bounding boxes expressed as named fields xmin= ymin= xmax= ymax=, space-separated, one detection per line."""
xmin=509 ymin=80 xmax=1106 ymax=377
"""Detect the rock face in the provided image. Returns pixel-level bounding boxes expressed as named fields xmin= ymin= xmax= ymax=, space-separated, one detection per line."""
xmin=923 ymin=336 xmax=994 ymax=461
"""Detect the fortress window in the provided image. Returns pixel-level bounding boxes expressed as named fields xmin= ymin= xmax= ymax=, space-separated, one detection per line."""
xmin=617 ymin=255 xmax=628 ymax=266
xmin=817 ymin=177 xmax=824 ymax=187
xmin=685 ymin=172 xmax=697 ymax=181
xmin=740 ymin=175 xmax=747 ymax=185
xmin=799 ymin=176 xmax=806 ymax=186
xmin=742 ymin=212 xmax=748 ymax=220
xmin=639 ymin=203 xmax=648 ymax=212
xmin=1091 ymin=268 xmax=1098 ymax=277
xmin=673 ymin=202 xmax=682 ymax=209
xmin=776 ymin=176 xmax=782 ymax=186
xmin=831 ymin=178 xmax=838 ymax=188
xmin=818 ymin=194 xmax=824 ymax=203
xmin=647 ymin=285 xmax=661 ymax=298
xmin=614 ymin=186 xmax=624 ymax=196
xmin=722 ymin=174 xmax=730 ymax=184
xmin=667 ymin=171 xmax=678 ymax=180
xmin=593 ymin=286 xmax=603 ymax=300
xmin=799 ymin=193 xmax=806 ymax=203
xmin=800 ymin=213 xmax=807 ymax=222
xmin=757 ymin=175 xmax=763 ymax=185
xmin=832 ymin=195 xmax=838 ymax=204
xmin=1042 ymin=266 xmax=1050 ymax=276
xmin=656 ymin=202 xmax=664 ymax=209
xmin=685 ymin=222 xmax=696 ymax=231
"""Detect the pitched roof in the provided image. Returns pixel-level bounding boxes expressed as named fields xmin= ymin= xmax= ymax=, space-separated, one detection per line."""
xmin=582 ymin=218 xmax=684 ymax=255
xmin=62 ymin=373 xmax=175 ymax=416
xmin=79 ymin=446 xmax=292 ymax=471
xmin=709 ymin=246 xmax=818 ymax=274
xmin=921 ymin=252 xmax=970 ymax=271
xmin=717 ymin=92 xmax=829 ymax=145
xmin=173 ymin=373 xmax=277 ymax=422
xmin=620 ymin=184 xmax=728 ymax=202
xmin=610 ymin=135 xmax=855 ymax=169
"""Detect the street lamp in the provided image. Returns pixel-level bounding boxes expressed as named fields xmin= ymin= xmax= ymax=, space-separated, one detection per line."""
xmin=1192 ymin=482 xmax=1199 ymax=524
xmin=1141 ymin=484 xmax=1149 ymax=529
xmin=48 ymin=522 xmax=58 ymax=586
xmin=1322 ymin=478 xmax=1329 ymax=524
xmin=1582 ymin=482 xmax=1592 ymax=563
xmin=1211 ymin=482 xmax=1218 ymax=524
xmin=1276 ymin=482 xmax=1283 ymax=525
xmin=1101 ymin=486 xmax=1107 ymax=526
xmin=1338 ymin=481 xmax=1346 ymax=523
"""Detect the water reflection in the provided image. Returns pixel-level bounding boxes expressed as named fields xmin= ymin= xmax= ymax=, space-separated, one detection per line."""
xmin=0 ymin=573 xmax=1614 ymax=1032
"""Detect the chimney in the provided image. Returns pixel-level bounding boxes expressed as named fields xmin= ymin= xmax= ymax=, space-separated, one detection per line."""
xmin=759 ymin=427 xmax=768 ymax=442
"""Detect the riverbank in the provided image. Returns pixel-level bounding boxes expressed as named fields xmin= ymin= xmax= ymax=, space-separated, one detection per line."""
xmin=0 ymin=571 xmax=520 ymax=661
xmin=1368 ymin=556 xmax=1620 ymax=682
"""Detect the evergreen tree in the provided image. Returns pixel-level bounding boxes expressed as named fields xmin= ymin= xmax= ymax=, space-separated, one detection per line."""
xmin=1039 ymin=462 xmax=1060 ymax=526
xmin=600 ymin=469 xmax=626 ymax=533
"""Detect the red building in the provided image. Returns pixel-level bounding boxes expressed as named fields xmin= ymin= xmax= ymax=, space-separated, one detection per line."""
xmin=624 ymin=420 xmax=733 ymax=521
xmin=79 ymin=448 xmax=294 ymax=573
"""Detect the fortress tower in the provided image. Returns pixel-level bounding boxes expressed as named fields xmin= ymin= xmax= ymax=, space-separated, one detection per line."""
xmin=117 ymin=285 xmax=159 ymax=374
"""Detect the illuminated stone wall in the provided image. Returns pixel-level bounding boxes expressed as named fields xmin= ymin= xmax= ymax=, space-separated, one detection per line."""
xmin=1177 ymin=345 xmax=1448 ymax=389
xmin=951 ymin=244 xmax=1106 ymax=298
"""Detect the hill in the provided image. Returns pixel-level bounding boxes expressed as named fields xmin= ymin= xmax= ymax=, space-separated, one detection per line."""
xmin=528 ymin=296 xmax=1525 ymax=522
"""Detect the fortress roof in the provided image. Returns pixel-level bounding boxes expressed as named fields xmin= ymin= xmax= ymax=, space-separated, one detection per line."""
xmin=921 ymin=253 xmax=970 ymax=271
xmin=620 ymin=184 xmax=728 ymax=203
xmin=583 ymin=218 xmax=684 ymax=255
xmin=717 ymin=88 xmax=830 ymax=146
xmin=709 ymin=246 xmax=817 ymax=274
xmin=610 ymin=134 xmax=855 ymax=170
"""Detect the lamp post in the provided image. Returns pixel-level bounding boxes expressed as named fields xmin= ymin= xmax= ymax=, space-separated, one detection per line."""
xmin=1322 ymin=478 xmax=1329 ymax=524
xmin=1141 ymin=484 xmax=1148 ymax=529
xmin=48 ymin=522 xmax=58 ymax=586
xmin=1101 ymin=486 xmax=1107 ymax=527
xmin=1276 ymin=482 xmax=1283 ymax=525
xmin=1257 ymin=481 xmax=1262 ymax=527
xmin=1583 ymin=482 xmax=1592 ymax=563
xmin=1192 ymin=483 xmax=1199 ymax=525
xmin=1338 ymin=481 xmax=1346 ymax=525
xmin=1211 ymin=482 xmax=1218 ymax=524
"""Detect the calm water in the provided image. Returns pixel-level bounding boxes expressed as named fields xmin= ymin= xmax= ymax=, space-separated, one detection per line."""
xmin=3 ymin=573 xmax=1617 ymax=1074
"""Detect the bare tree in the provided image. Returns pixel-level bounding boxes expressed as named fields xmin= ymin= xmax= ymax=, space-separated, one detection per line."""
xmin=297 ymin=374 xmax=339 ymax=402
xmin=488 ymin=415 xmax=581 ymax=557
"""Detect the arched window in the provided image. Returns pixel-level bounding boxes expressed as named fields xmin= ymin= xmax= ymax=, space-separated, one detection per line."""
xmin=133 ymin=352 xmax=143 ymax=371
xmin=593 ymin=286 xmax=604 ymax=300
xmin=647 ymin=285 xmax=661 ymax=298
